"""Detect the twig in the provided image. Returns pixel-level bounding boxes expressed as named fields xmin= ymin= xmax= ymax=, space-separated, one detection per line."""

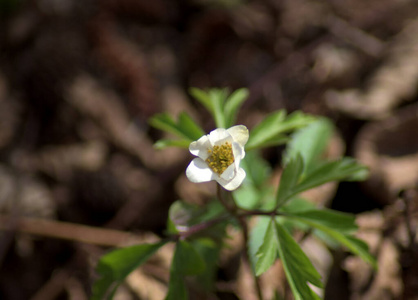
xmin=327 ymin=15 xmax=384 ymax=57
xmin=400 ymin=189 xmax=417 ymax=251
xmin=0 ymin=215 xmax=147 ymax=247
xmin=30 ymin=270 xmax=70 ymax=300
xmin=0 ymin=209 xmax=285 ymax=247
xmin=0 ymin=177 xmax=22 ymax=267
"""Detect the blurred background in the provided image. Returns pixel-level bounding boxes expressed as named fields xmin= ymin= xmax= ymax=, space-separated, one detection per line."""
xmin=0 ymin=0 xmax=418 ymax=299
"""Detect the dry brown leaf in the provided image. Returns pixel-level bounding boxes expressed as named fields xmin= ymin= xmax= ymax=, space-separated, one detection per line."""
xmin=327 ymin=18 xmax=418 ymax=119
xmin=355 ymin=103 xmax=418 ymax=204
xmin=12 ymin=141 xmax=107 ymax=182
xmin=0 ymin=165 xmax=55 ymax=218
xmin=126 ymin=269 xmax=167 ymax=300
xmin=344 ymin=210 xmax=403 ymax=300
xmin=68 ymin=74 xmax=183 ymax=170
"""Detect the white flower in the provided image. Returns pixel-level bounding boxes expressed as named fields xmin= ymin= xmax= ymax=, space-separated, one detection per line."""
xmin=186 ymin=125 xmax=249 ymax=191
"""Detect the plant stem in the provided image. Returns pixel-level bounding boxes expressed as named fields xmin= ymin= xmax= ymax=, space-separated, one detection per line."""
xmin=217 ymin=185 xmax=264 ymax=300
xmin=216 ymin=184 xmax=236 ymax=214
xmin=238 ymin=209 xmax=264 ymax=300
xmin=176 ymin=214 xmax=230 ymax=240
xmin=174 ymin=209 xmax=285 ymax=241
xmin=400 ymin=189 xmax=417 ymax=251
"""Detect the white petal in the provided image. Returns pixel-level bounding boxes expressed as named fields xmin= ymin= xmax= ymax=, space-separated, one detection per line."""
xmin=232 ymin=142 xmax=245 ymax=166
xmin=186 ymin=158 xmax=214 ymax=183
xmin=227 ymin=125 xmax=249 ymax=147
xmin=189 ymin=135 xmax=211 ymax=160
xmin=220 ymin=163 xmax=235 ymax=181
xmin=216 ymin=168 xmax=246 ymax=191
xmin=208 ymin=128 xmax=232 ymax=146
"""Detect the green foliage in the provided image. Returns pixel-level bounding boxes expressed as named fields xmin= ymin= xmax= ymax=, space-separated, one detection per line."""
xmin=150 ymin=87 xmax=249 ymax=149
xmin=255 ymin=218 xmax=322 ymax=300
xmin=248 ymin=216 xmax=271 ymax=269
xmin=276 ymin=156 xmax=368 ymax=209
xmin=166 ymin=240 xmax=206 ymax=300
xmin=190 ymin=238 xmax=220 ymax=291
xmin=276 ymin=154 xmax=304 ymax=207
xmin=246 ymin=110 xmax=315 ymax=151
xmin=94 ymin=87 xmax=376 ymax=300
xmin=276 ymin=118 xmax=365 ymax=208
xmin=154 ymin=139 xmax=191 ymax=149
xmin=149 ymin=112 xmax=205 ymax=149
xmin=234 ymin=150 xmax=274 ymax=210
xmin=289 ymin=209 xmax=357 ymax=233
xmin=255 ymin=218 xmax=279 ymax=275
xmin=296 ymin=158 xmax=369 ymax=192
xmin=189 ymin=87 xmax=249 ymax=128
xmin=287 ymin=211 xmax=377 ymax=268
xmin=224 ymin=88 xmax=249 ymax=127
xmin=167 ymin=199 xmax=227 ymax=242
xmin=240 ymin=150 xmax=272 ymax=188
xmin=91 ymin=242 xmax=167 ymax=300
xmin=275 ymin=222 xmax=323 ymax=300
xmin=283 ymin=118 xmax=334 ymax=174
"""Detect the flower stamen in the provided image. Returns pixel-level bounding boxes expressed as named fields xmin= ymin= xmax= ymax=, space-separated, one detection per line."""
xmin=206 ymin=142 xmax=234 ymax=174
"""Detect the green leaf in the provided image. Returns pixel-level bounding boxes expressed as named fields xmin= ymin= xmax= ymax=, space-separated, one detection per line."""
xmin=166 ymin=273 xmax=187 ymax=300
xmin=178 ymin=112 xmax=206 ymax=140
xmin=191 ymin=238 xmax=220 ymax=291
xmin=287 ymin=214 xmax=377 ymax=268
xmin=224 ymin=88 xmax=249 ymax=127
xmin=255 ymin=218 xmax=278 ymax=275
xmin=277 ymin=198 xmax=317 ymax=232
xmin=168 ymin=200 xmax=225 ymax=233
xmin=275 ymin=222 xmax=323 ymax=300
xmin=284 ymin=118 xmax=334 ymax=174
xmin=189 ymin=88 xmax=230 ymax=128
xmin=289 ymin=209 xmax=357 ymax=233
xmin=276 ymin=158 xmax=368 ymax=208
xmin=294 ymin=158 xmax=369 ymax=194
xmin=209 ymin=89 xmax=228 ymax=128
xmin=240 ymin=150 xmax=272 ymax=188
xmin=276 ymin=154 xmax=304 ymax=207
xmin=175 ymin=240 xmax=206 ymax=275
xmin=234 ymin=151 xmax=275 ymax=210
xmin=246 ymin=110 xmax=286 ymax=150
xmin=154 ymin=139 xmax=191 ymax=149
xmin=343 ymin=236 xmax=377 ymax=268
xmin=189 ymin=88 xmax=213 ymax=113
xmin=166 ymin=241 xmax=206 ymax=300
xmin=149 ymin=112 xmax=204 ymax=141
xmin=255 ymin=134 xmax=289 ymax=149
xmin=91 ymin=242 xmax=166 ymax=300
xmin=248 ymin=216 xmax=271 ymax=270
xmin=280 ymin=197 xmax=316 ymax=213
xmin=149 ymin=113 xmax=184 ymax=137
xmin=246 ymin=110 xmax=315 ymax=151
xmin=233 ymin=184 xmax=260 ymax=210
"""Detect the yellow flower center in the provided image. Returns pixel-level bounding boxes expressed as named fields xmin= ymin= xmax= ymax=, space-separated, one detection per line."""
xmin=206 ymin=142 xmax=235 ymax=175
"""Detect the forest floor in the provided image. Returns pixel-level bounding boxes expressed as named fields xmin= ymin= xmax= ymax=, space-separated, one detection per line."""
xmin=0 ymin=0 xmax=418 ymax=299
